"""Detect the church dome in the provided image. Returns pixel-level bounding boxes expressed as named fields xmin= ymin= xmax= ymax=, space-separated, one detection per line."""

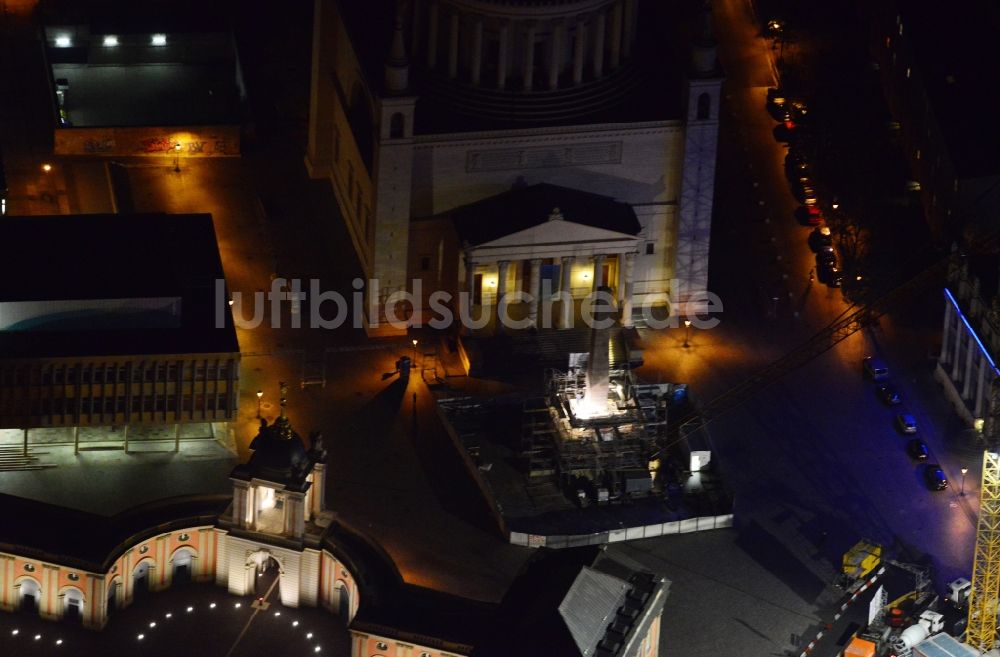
xmin=413 ymin=0 xmax=642 ymax=123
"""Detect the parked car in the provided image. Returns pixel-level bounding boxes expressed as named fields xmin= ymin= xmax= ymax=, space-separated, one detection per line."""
xmin=896 ymin=413 xmax=918 ymax=434
xmin=863 ymin=356 xmax=889 ymax=381
xmin=821 ymin=265 xmax=843 ymax=288
xmin=809 ymin=226 xmax=833 ymax=251
xmin=877 ymin=384 xmax=902 ymax=405
xmin=795 ymin=205 xmax=823 ymax=226
xmin=907 ymin=439 xmax=929 ymax=461
xmin=924 ymin=464 xmax=948 ymax=490
xmin=816 ymin=250 xmax=837 ymax=269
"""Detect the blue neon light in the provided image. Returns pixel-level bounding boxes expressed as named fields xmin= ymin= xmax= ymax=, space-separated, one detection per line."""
xmin=945 ymin=287 xmax=1000 ymax=375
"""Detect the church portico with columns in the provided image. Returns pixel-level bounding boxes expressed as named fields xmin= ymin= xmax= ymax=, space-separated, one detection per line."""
xmin=307 ymin=0 xmax=723 ymax=336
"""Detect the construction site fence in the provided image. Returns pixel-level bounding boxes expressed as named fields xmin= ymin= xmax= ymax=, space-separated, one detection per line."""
xmin=510 ymin=512 xmax=734 ymax=548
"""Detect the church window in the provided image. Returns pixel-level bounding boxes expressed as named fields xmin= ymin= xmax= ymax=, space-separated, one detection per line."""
xmin=389 ymin=113 xmax=405 ymax=139
xmin=697 ymin=93 xmax=711 ymax=120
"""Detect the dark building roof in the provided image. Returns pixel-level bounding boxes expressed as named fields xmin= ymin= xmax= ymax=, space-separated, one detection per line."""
xmin=475 ymin=546 xmax=668 ymax=657
xmin=0 ymin=213 xmax=239 ymax=359
xmin=233 ymin=413 xmax=323 ymax=491
xmin=450 ymin=183 xmax=641 ymax=247
xmin=901 ymin=0 xmax=1000 ymax=179
xmin=39 ymin=0 xmax=231 ymax=34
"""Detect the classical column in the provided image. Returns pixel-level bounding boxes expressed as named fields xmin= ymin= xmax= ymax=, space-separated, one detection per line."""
xmin=975 ymin=354 xmax=989 ymax=417
xmin=528 ymin=259 xmax=543 ymax=327
xmin=592 ymin=254 xmax=606 ymax=292
xmin=427 ymin=1 xmax=439 ymax=69
xmin=448 ymin=11 xmax=460 ymax=79
xmin=572 ymin=18 xmax=586 ymax=84
xmin=498 ymin=20 xmax=510 ymax=89
xmin=523 ymin=22 xmax=537 ymax=90
xmin=940 ymin=301 xmax=953 ymax=363
xmin=549 ymin=20 xmax=565 ymax=89
xmin=619 ymin=252 xmax=636 ymax=327
xmin=559 ymin=256 xmax=575 ymax=329
xmin=952 ymin=332 xmax=964 ymax=380
xmin=962 ymin=333 xmax=977 ymax=398
xmin=610 ymin=0 xmax=623 ymax=69
xmin=623 ymin=0 xmax=637 ymax=58
xmin=592 ymin=11 xmax=606 ymax=79
xmin=471 ymin=19 xmax=484 ymax=85
xmin=465 ymin=256 xmax=476 ymax=316
xmin=497 ymin=260 xmax=511 ymax=333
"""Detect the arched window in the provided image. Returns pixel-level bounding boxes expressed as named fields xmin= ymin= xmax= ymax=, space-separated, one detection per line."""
xmin=389 ymin=113 xmax=405 ymax=139
xmin=697 ymin=93 xmax=711 ymax=120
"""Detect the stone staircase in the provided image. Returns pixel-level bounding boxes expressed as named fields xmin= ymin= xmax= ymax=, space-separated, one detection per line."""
xmin=0 ymin=445 xmax=56 ymax=471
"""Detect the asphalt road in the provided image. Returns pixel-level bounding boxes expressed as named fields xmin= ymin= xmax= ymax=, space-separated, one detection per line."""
xmin=630 ymin=1 xmax=979 ymax=655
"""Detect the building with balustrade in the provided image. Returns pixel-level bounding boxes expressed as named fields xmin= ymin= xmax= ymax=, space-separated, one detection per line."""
xmin=306 ymin=0 xmax=723 ymax=334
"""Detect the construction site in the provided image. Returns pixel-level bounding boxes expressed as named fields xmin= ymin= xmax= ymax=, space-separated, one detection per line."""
xmin=437 ymin=296 xmax=732 ymax=538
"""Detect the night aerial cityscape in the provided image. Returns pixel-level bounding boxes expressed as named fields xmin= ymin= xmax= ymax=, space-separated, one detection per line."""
xmin=0 ymin=0 xmax=998 ymax=656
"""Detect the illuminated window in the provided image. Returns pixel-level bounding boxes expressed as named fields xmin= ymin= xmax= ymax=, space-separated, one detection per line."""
xmin=898 ymin=23 xmax=903 ymax=36
xmin=884 ymin=36 xmax=890 ymax=49
xmin=103 ymin=35 xmax=119 ymax=47
xmin=916 ymin=149 xmax=921 ymax=160
xmin=151 ymin=34 xmax=167 ymax=46
xmin=54 ymin=35 xmax=72 ymax=48
xmin=905 ymin=67 xmax=911 ymax=78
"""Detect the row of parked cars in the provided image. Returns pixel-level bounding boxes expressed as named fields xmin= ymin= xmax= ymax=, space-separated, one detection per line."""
xmin=768 ymin=89 xmax=847 ymax=290
xmin=863 ymin=356 xmax=947 ymax=490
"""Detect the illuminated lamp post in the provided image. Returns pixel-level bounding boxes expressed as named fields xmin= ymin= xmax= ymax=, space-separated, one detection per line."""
xmin=961 ymin=467 xmax=968 ymax=496
xmin=173 ymin=142 xmax=182 ymax=172
xmin=256 ymin=390 xmax=263 ymax=419
xmin=412 ymin=339 xmax=418 ymax=364
xmin=683 ymin=320 xmax=692 ymax=349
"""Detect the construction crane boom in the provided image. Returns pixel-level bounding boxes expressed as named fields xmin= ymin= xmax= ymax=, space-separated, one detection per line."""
xmin=967 ymin=449 xmax=1000 ymax=652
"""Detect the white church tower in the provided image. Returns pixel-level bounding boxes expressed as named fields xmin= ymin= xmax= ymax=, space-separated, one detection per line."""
xmin=676 ymin=1 xmax=723 ymax=316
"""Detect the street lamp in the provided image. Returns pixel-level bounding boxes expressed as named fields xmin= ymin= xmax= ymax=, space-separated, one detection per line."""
xmin=256 ymin=390 xmax=263 ymax=419
xmin=412 ymin=338 xmax=418 ymax=363
xmin=173 ymin=142 xmax=182 ymax=172
xmin=683 ymin=320 xmax=692 ymax=349
xmin=961 ymin=467 xmax=969 ymax=496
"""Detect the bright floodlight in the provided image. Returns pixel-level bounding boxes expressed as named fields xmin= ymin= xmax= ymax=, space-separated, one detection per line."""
xmin=103 ymin=35 xmax=119 ymax=47
xmin=186 ymin=606 xmax=194 ymax=613
xmin=149 ymin=622 xmax=156 ymax=628
xmin=11 ymin=630 xmax=18 ymax=636
xmin=34 ymin=635 xmax=41 ymax=641
xmin=56 ymin=639 xmax=63 ymax=645
xmin=209 ymin=603 xmax=216 ymax=609
xmin=54 ymin=35 xmax=71 ymax=47
xmin=151 ymin=34 xmax=167 ymax=46
xmin=137 ymin=634 xmax=145 ymax=640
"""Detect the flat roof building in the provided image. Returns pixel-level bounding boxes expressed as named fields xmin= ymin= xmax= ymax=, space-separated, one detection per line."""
xmin=0 ymin=213 xmax=240 ymax=456
xmin=40 ymin=0 xmax=244 ymax=157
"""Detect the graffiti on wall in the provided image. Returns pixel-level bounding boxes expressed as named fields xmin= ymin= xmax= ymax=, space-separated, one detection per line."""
xmin=55 ymin=127 xmax=240 ymax=157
